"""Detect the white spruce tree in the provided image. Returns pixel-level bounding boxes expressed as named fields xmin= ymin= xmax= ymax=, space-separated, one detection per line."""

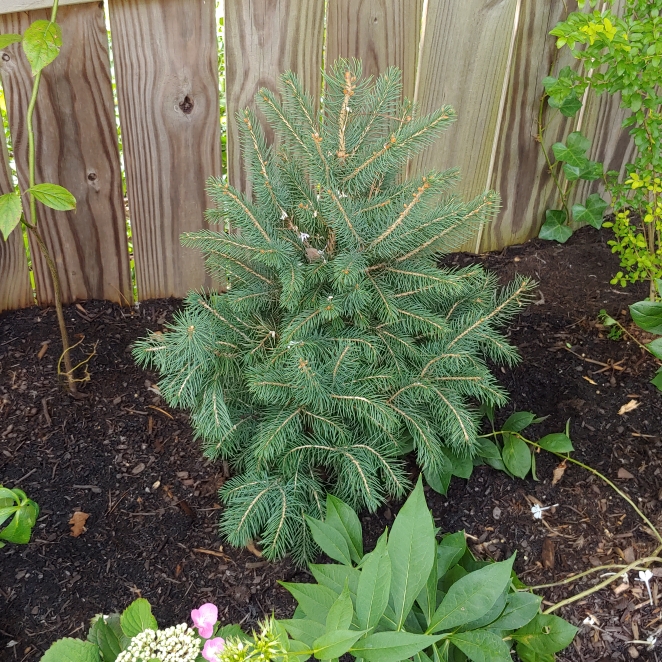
xmin=134 ymin=60 xmax=534 ymax=563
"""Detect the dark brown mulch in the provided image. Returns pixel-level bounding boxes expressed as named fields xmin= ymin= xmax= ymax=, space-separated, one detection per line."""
xmin=1 ymin=225 xmax=661 ymax=661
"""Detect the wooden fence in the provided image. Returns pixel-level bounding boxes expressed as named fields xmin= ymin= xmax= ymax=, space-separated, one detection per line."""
xmin=0 ymin=0 xmax=634 ymax=312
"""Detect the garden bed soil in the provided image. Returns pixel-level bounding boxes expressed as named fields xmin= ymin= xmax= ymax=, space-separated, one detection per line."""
xmin=1 ymin=226 xmax=661 ymax=662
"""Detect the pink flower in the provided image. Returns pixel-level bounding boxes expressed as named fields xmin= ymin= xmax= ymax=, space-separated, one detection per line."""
xmin=191 ymin=603 xmax=218 ymax=639
xmin=202 ymin=637 xmax=226 ymax=662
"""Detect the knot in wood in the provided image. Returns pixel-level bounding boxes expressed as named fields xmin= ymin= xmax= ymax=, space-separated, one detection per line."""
xmin=179 ymin=96 xmax=194 ymax=114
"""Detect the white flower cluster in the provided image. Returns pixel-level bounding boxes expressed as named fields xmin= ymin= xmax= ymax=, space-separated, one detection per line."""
xmin=115 ymin=623 xmax=201 ymax=662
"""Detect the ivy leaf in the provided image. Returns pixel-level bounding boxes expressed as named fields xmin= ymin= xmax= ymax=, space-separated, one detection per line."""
xmin=572 ymin=194 xmax=608 ymax=228
xmin=552 ymin=132 xmax=591 ymax=167
xmin=28 ymin=183 xmax=76 ymax=211
xmin=22 ymin=20 xmax=62 ymax=74
xmin=537 ymin=433 xmax=574 ymax=453
xmin=549 ymin=91 xmax=582 ymax=117
xmin=630 ymin=300 xmax=662 ymax=334
xmin=563 ymin=159 xmax=602 ymax=181
xmin=539 ymin=210 xmax=572 ymax=243
xmin=502 ymin=435 xmax=531 ymax=479
xmin=449 ymin=629 xmax=512 ymax=662
xmin=0 ymin=192 xmax=23 ymax=240
xmin=119 ymin=598 xmax=157 ymax=638
xmin=0 ymin=34 xmax=22 ymax=49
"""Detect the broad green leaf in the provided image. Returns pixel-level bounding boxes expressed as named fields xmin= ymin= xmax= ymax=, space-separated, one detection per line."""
xmin=460 ymin=588 xmax=507 ymax=630
xmin=489 ymin=592 xmax=541 ymax=631
xmin=516 ymin=643 xmax=554 ymax=662
xmin=652 ymin=368 xmax=662 ymax=391
xmin=387 ymin=477 xmax=436 ymax=630
xmin=287 ymin=639 xmax=314 ymax=662
xmin=313 ymin=629 xmax=367 ymax=660
xmin=0 ymin=192 xmax=23 ymax=240
xmin=656 ymin=279 xmax=662 ymax=298
xmin=356 ymin=531 xmax=391 ymax=630
xmin=309 ymin=563 xmax=359 ymax=596
xmin=630 ymin=300 xmax=662 ymax=334
xmin=502 ymin=435 xmax=531 ymax=479
xmin=502 ymin=412 xmax=535 ymax=432
xmin=440 ymin=564 xmax=467 ymax=593
xmin=539 ymin=210 xmax=572 ymax=243
xmin=0 ymin=500 xmax=37 ymax=544
xmin=475 ymin=439 xmax=501 ymax=461
xmin=42 ymin=638 xmax=100 ymax=662
xmin=537 ymin=433 xmax=574 ymax=453
xmin=571 ymin=193 xmax=608 ymax=228
xmin=22 ymin=20 xmax=62 ymax=74
xmin=0 ymin=487 xmax=19 ymax=502
xmin=0 ymin=34 xmax=22 ymax=49
xmin=552 ymin=132 xmax=591 ymax=166
xmin=280 ymin=582 xmax=338 ymax=625
xmin=87 ymin=619 xmax=122 ymax=662
xmin=512 ymin=613 xmax=578 ymax=654
xmin=119 ymin=598 xmax=157 ymax=638
xmin=424 ymin=465 xmax=452 ymax=495
xmin=350 ymin=632 xmax=445 ymax=662
xmin=280 ymin=619 xmax=325 ymax=648
xmin=326 ymin=583 xmax=353 ymax=632
xmin=648 ymin=338 xmax=662 ymax=360
xmin=449 ymin=630 xmax=512 ymax=662
xmin=306 ymin=515 xmax=352 ymax=566
xmin=416 ymin=538 xmax=438 ymax=625
xmin=218 ymin=624 xmax=249 ymax=641
xmin=428 ymin=555 xmax=515 ymax=633
xmin=326 ymin=495 xmax=363 ymax=562
xmin=0 ymin=506 xmax=17 ymax=529
xmin=437 ymin=532 xmax=466 ymax=578
xmin=28 ymin=183 xmax=76 ymax=211
xmin=442 ymin=449 xmax=473 ymax=479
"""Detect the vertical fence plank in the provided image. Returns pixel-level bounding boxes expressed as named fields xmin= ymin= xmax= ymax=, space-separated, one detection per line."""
xmin=326 ymin=0 xmax=422 ymax=100
xmin=225 ymin=0 xmax=325 ymax=193
xmin=0 ymin=3 xmax=131 ymax=305
xmin=479 ymin=1 xmax=578 ymax=252
xmin=108 ymin=0 xmax=221 ymax=300
xmin=0 ymin=124 xmax=32 ymax=313
xmin=411 ymin=0 xmax=519 ymax=221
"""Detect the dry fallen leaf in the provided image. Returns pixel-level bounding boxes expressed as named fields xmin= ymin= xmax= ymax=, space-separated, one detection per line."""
xmin=618 ymin=467 xmax=635 ymax=480
xmin=69 ymin=511 xmax=90 ymax=537
xmin=541 ymin=538 xmax=555 ymax=569
xmin=618 ymin=399 xmax=640 ymax=415
xmin=246 ymin=540 xmax=263 ymax=558
xmin=37 ymin=340 xmax=50 ymax=360
xmin=552 ymin=459 xmax=567 ymax=485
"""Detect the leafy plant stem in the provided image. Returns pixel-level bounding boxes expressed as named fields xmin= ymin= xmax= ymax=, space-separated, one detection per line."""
xmin=23 ymin=0 xmax=76 ymax=394
xmin=603 ymin=314 xmax=662 ymax=360
xmin=538 ymin=92 xmax=570 ymax=219
xmin=543 ymin=553 xmax=662 ymax=614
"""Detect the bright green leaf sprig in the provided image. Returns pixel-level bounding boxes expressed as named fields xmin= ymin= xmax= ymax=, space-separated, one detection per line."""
xmin=0 ymin=485 xmax=39 ymax=547
xmin=278 ymin=479 xmax=577 ymax=661
xmin=543 ymin=0 xmax=662 ymax=299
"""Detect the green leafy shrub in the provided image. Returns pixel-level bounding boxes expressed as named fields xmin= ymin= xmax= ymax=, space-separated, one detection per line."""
xmin=133 ymin=59 xmax=534 ymax=562
xmin=277 ymin=479 xmax=577 ymax=661
xmin=0 ymin=485 xmax=38 ymax=547
xmin=539 ymin=0 xmax=662 ymax=301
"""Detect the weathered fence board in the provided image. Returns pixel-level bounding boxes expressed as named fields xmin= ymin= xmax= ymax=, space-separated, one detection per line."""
xmin=0 ymin=125 xmax=32 ymax=313
xmin=225 ymin=0 xmax=325 ymax=193
xmin=326 ymin=0 xmax=422 ymax=101
xmin=0 ymin=2 xmax=131 ymax=305
xmin=480 ymin=1 xmax=579 ymax=251
xmin=108 ymin=0 xmax=221 ymax=300
xmin=411 ymin=0 xmax=520 ymax=250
